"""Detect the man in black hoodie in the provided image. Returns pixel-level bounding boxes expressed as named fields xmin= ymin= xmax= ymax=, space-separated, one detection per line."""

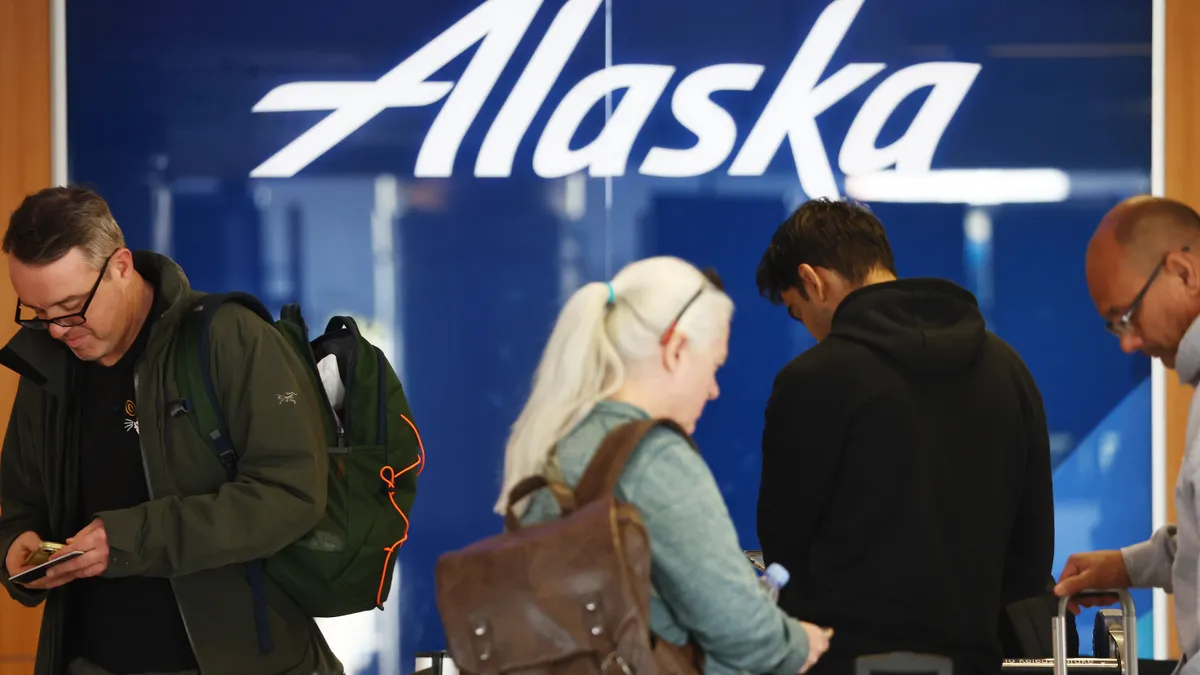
xmin=754 ymin=199 xmax=1055 ymax=675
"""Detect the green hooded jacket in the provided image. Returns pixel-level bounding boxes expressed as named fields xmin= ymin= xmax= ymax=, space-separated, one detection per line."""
xmin=0 ymin=251 xmax=343 ymax=675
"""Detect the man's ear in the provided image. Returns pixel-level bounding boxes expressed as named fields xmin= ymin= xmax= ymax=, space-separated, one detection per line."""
xmin=110 ymin=248 xmax=133 ymax=280
xmin=1167 ymin=248 xmax=1200 ymax=295
xmin=797 ymin=264 xmax=826 ymax=301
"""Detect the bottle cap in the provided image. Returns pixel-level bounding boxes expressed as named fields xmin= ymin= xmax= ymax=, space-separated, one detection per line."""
xmin=765 ymin=562 xmax=790 ymax=588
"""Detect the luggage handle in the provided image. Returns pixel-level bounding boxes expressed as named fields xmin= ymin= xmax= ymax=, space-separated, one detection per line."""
xmin=1053 ymin=589 xmax=1137 ymax=675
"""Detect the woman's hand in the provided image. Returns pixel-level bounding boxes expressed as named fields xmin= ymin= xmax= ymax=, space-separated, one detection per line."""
xmin=798 ymin=622 xmax=833 ymax=673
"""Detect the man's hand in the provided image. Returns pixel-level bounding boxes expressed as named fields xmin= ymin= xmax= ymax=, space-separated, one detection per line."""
xmin=40 ymin=519 xmax=110 ymax=589
xmin=798 ymin=622 xmax=833 ymax=674
xmin=1054 ymin=550 xmax=1132 ymax=614
xmin=5 ymin=531 xmax=44 ymax=585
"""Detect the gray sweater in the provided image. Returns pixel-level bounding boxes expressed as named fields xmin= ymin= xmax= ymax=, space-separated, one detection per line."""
xmin=1123 ymin=315 xmax=1200 ymax=672
xmin=522 ymin=400 xmax=812 ymax=675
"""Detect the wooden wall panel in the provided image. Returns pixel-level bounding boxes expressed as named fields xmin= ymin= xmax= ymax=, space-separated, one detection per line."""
xmin=0 ymin=0 xmax=51 ymax=672
xmin=1163 ymin=0 xmax=1200 ymax=660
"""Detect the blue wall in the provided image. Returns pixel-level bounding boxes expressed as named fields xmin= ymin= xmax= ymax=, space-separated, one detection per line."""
xmin=65 ymin=0 xmax=1154 ymax=668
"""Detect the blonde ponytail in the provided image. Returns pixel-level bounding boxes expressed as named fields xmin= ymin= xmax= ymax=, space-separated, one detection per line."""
xmin=495 ymin=282 xmax=625 ymax=514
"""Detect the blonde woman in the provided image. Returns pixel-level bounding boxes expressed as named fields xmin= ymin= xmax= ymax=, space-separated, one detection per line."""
xmin=499 ymin=256 xmax=831 ymax=675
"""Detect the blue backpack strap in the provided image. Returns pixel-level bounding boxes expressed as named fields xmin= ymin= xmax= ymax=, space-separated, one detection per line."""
xmin=177 ymin=291 xmax=276 ymax=654
xmin=192 ymin=292 xmax=274 ymax=477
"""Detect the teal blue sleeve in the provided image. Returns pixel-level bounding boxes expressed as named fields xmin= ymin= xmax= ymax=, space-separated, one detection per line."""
xmin=618 ymin=430 xmax=811 ymax=675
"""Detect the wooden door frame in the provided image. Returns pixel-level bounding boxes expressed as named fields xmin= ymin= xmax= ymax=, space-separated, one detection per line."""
xmin=0 ymin=1 xmax=56 ymax=672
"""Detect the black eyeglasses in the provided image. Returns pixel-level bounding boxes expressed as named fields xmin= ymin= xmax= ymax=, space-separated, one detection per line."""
xmin=659 ymin=267 xmax=724 ymax=346
xmin=15 ymin=253 xmax=115 ymax=330
xmin=1105 ymin=247 xmax=1187 ymax=336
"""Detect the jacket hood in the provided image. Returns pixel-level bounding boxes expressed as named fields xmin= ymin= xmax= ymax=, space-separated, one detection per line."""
xmin=829 ymin=278 xmax=987 ymax=376
xmin=0 ymin=251 xmax=196 ymax=391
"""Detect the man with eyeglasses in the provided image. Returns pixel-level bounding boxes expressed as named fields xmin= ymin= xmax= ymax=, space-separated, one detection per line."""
xmin=0 ymin=187 xmax=342 ymax=675
xmin=1056 ymin=195 xmax=1200 ymax=672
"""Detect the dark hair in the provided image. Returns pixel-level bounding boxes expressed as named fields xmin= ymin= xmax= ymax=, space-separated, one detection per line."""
xmin=3 ymin=186 xmax=126 ymax=267
xmin=756 ymin=198 xmax=897 ymax=303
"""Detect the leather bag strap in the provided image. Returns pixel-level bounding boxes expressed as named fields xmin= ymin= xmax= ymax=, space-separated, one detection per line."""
xmin=574 ymin=418 xmax=696 ymax=505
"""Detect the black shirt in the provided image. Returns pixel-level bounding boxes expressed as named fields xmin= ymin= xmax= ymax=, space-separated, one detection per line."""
xmin=70 ymin=295 xmax=198 ymax=674
xmin=758 ymin=279 xmax=1055 ymax=675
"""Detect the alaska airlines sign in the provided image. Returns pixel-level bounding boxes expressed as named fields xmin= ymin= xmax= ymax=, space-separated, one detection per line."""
xmin=249 ymin=0 xmax=981 ymax=199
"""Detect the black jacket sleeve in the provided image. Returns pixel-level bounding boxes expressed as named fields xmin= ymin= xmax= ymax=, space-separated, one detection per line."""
xmin=1000 ymin=360 xmax=1055 ymax=607
xmin=758 ymin=364 xmax=843 ymax=572
xmin=0 ymin=383 xmax=51 ymax=606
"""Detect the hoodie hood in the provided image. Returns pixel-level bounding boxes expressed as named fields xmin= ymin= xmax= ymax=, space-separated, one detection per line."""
xmin=829 ymin=278 xmax=987 ymax=376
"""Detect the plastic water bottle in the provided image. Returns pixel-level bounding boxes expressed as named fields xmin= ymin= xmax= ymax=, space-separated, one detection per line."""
xmin=762 ymin=562 xmax=790 ymax=603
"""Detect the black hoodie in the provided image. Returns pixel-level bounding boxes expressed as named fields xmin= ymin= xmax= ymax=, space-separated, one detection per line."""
xmin=758 ymin=278 xmax=1054 ymax=675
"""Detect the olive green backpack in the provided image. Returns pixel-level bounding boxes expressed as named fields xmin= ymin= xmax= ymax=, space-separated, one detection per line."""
xmin=173 ymin=292 xmax=424 ymax=652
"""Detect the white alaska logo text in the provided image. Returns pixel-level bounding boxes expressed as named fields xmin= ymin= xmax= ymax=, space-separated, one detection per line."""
xmin=249 ymin=0 xmax=981 ymax=199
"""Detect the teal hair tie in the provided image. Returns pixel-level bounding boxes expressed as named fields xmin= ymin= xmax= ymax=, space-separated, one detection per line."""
xmin=606 ymin=282 xmax=615 ymax=305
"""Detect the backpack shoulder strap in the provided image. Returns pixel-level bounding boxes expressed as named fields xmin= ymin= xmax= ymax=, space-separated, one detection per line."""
xmin=174 ymin=291 xmax=275 ymax=481
xmin=279 ymin=303 xmax=309 ymax=339
xmin=574 ymin=418 xmax=696 ymax=505
xmin=173 ymin=292 xmax=278 ymax=656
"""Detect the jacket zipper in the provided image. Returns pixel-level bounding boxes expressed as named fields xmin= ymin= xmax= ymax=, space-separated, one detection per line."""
xmin=135 ymin=370 xmax=204 ymax=673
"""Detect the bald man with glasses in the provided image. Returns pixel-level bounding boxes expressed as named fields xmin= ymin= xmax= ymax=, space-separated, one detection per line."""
xmin=1057 ymin=195 xmax=1200 ymax=673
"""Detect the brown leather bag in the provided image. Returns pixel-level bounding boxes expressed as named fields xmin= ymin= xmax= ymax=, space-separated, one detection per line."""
xmin=435 ymin=419 xmax=705 ymax=675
